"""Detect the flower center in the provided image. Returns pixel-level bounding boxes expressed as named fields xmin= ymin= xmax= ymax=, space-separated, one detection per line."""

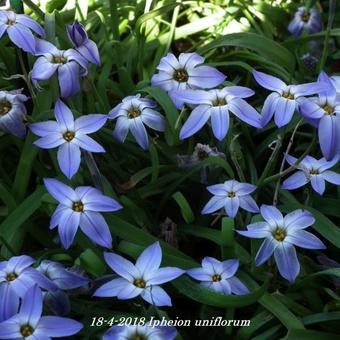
xmin=129 ymin=335 xmax=146 ymax=340
xmin=72 ymin=201 xmax=84 ymax=212
xmin=282 ymin=92 xmax=294 ymax=100
xmin=0 ymin=100 xmax=12 ymax=116
xmin=212 ymin=98 xmax=226 ymax=106
xmin=7 ymin=19 xmax=15 ymax=26
xmin=309 ymin=168 xmax=319 ymax=175
xmin=6 ymin=272 xmax=17 ymax=282
xmin=20 ymin=325 xmax=34 ymax=337
xmin=52 ymin=55 xmax=67 ymax=64
xmin=63 ymin=131 xmax=75 ymax=142
xmin=127 ymin=107 xmax=141 ymax=119
xmin=272 ymin=227 xmax=286 ymax=242
xmin=227 ymin=191 xmax=236 ymax=198
xmin=322 ymin=105 xmax=334 ymax=115
xmin=133 ymin=278 xmax=146 ymax=288
xmin=212 ymin=274 xmax=221 ymax=282
xmin=173 ymin=69 xmax=189 ymax=82
xmin=301 ymin=12 xmax=310 ymax=23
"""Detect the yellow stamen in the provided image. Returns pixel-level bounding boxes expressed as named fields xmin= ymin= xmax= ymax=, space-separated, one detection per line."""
xmin=212 ymin=274 xmax=221 ymax=282
xmin=63 ymin=131 xmax=75 ymax=142
xmin=72 ymin=201 xmax=84 ymax=212
xmin=173 ymin=69 xmax=189 ymax=82
xmin=273 ymin=227 xmax=286 ymax=242
xmin=133 ymin=278 xmax=146 ymax=288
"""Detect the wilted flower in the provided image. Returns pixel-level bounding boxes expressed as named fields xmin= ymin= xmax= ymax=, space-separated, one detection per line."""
xmin=0 ymin=255 xmax=57 ymax=322
xmin=37 ymin=260 xmax=88 ymax=315
xmin=187 ymin=257 xmax=249 ymax=295
xmin=0 ymin=284 xmax=83 ymax=339
xmin=299 ymin=72 xmax=340 ymax=160
xmin=301 ymin=53 xmax=319 ymax=71
xmin=103 ymin=324 xmax=177 ymax=340
xmin=201 ymin=180 xmax=259 ymax=218
xmin=109 ymin=94 xmax=165 ymax=150
xmin=0 ymin=89 xmax=28 ymax=138
xmin=31 ymin=38 xmax=88 ymax=98
xmin=30 ymin=99 xmax=106 ymax=179
xmin=94 ymin=242 xmax=184 ymax=306
xmin=44 ymin=178 xmax=122 ymax=249
xmin=253 ymin=70 xmax=329 ymax=127
xmin=177 ymin=143 xmax=225 ymax=183
xmin=282 ymin=153 xmax=340 ymax=195
xmin=172 ymin=87 xmax=262 ymax=140
xmin=151 ymin=52 xmax=225 ymax=108
xmin=237 ymin=205 xmax=326 ymax=282
xmin=66 ymin=20 xmax=100 ymax=65
xmin=288 ymin=7 xmax=322 ymax=37
xmin=0 ymin=10 xmax=44 ymax=53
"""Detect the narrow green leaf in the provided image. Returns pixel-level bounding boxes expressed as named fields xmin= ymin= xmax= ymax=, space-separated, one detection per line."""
xmin=172 ymin=192 xmax=194 ymax=223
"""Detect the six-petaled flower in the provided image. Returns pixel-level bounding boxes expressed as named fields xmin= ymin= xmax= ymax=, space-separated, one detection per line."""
xmin=44 ymin=178 xmax=122 ymax=249
xmin=187 ymin=257 xmax=249 ymax=295
xmin=31 ymin=38 xmax=88 ymax=98
xmin=237 ymin=205 xmax=326 ymax=282
xmin=171 ymin=86 xmax=262 ymax=140
xmin=94 ymin=242 xmax=184 ymax=306
xmin=30 ymin=99 xmax=107 ymax=179
xmin=109 ymin=94 xmax=165 ymax=150
xmin=288 ymin=6 xmax=322 ymax=37
xmin=282 ymin=153 xmax=340 ymax=195
xmin=253 ymin=70 xmax=330 ymax=128
xmin=0 ymin=10 xmax=44 ymax=53
xmin=0 ymin=284 xmax=83 ymax=339
xmin=151 ymin=52 xmax=225 ymax=108
xmin=0 ymin=89 xmax=28 ymax=138
xmin=202 ymin=180 xmax=259 ymax=218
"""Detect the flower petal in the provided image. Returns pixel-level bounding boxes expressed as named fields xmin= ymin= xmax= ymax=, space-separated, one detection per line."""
xmin=221 ymin=259 xmax=239 ymax=279
xmin=93 ymin=278 xmax=127 ymax=297
xmin=239 ymin=195 xmax=259 ymax=213
xmin=274 ymin=97 xmax=296 ymax=127
xmin=210 ymin=106 xmax=229 ymax=140
xmin=79 ymin=211 xmax=112 ymax=248
xmin=0 ymin=284 xmax=19 ymax=322
xmin=129 ymin=118 xmax=149 ymax=150
xmin=255 ymin=238 xmax=277 ymax=266
xmin=201 ymin=196 xmax=226 ymax=214
xmin=73 ymin=134 xmax=105 ymax=152
xmin=188 ymin=65 xmax=226 ymax=88
xmin=179 ymin=105 xmax=211 ymax=139
xmin=103 ymin=253 xmax=139 ymax=281
xmin=186 ymin=267 xmax=212 ymax=281
xmin=141 ymin=109 xmax=165 ymax=131
xmin=311 ymin=175 xmax=325 ymax=195
xmin=0 ymin=315 xmax=21 ymax=339
xmin=228 ymin=98 xmax=262 ymax=128
xmin=58 ymin=62 xmax=81 ymax=98
xmin=227 ymin=276 xmax=249 ymax=295
xmin=113 ymin=117 xmax=130 ymax=143
xmin=35 ymin=316 xmax=83 ymax=337
xmin=147 ymin=267 xmax=184 ymax=285
xmin=116 ymin=283 xmax=142 ymax=300
xmin=206 ymin=184 xmax=228 ymax=196
xmin=34 ymin=133 xmax=64 ymax=149
xmin=253 ymin=70 xmax=286 ymax=92
xmin=43 ymin=178 xmax=76 ymax=205
xmin=284 ymin=210 xmax=315 ymax=230
xmin=318 ymin=115 xmax=340 ymax=161
xmin=58 ymin=211 xmax=80 ymax=249
xmin=260 ymin=205 xmax=283 ymax=225
xmin=31 ymin=57 xmax=58 ymax=82
xmin=7 ymin=24 xmax=35 ymax=54
xmin=136 ymin=242 xmax=162 ymax=276
xmin=141 ymin=286 xmax=172 ymax=306
xmin=74 ymin=114 xmax=107 ymax=134
xmin=57 ymin=142 xmax=81 ymax=179
xmin=261 ymin=92 xmax=280 ymax=127
xmin=54 ymin=99 xmax=74 ymax=131
xmin=281 ymin=171 xmax=309 ymax=190
xmin=224 ymin=196 xmax=240 ymax=218
xmin=20 ymin=284 xmax=42 ymax=327
xmin=29 ymin=121 xmax=60 ymax=137
xmin=286 ymin=230 xmax=325 ymax=249
xmin=274 ymin=243 xmax=300 ymax=282
xmin=322 ymin=170 xmax=340 ymax=185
